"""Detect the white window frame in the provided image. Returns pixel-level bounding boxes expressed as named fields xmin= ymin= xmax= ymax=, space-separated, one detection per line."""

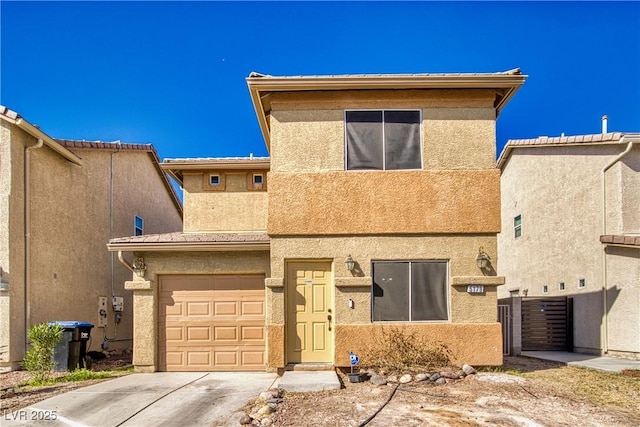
xmin=344 ymin=109 xmax=424 ymax=171
xmin=134 ymin=215 xmax=144 ymax=236
xmin=371 ymin=259 xmax=449 ymax=323
xmin=514 ymin=215 xmax=522 ymax=239
xmin=542 ymin=285 xmax=548 ymax=293
xmin=578 ymin=279 xmax=585 ymax=288
xmin=253 ymin=173 xmax=264 ymax=185
xmin=209 ymin=174 xmax=221 ymax=186
xmin=559 ymin=282 xmax=565 ymax=291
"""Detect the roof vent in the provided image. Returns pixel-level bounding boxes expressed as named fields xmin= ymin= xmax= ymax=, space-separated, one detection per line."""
xmin=602 ymin=115 xmax=608 ymax=134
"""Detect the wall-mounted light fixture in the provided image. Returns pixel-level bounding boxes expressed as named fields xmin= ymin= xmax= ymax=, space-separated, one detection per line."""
xmin=345 ymin=255 xmax=355 ymax=272
xmin=476 ymin=247 xmax=490 ymax=269
xmin=132 ymin=257 xmax=147 ymax=277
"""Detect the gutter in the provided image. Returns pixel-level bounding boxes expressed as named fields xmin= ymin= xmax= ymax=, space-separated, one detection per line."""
xmin=15 ymin=118 xmax=83 ymax=166
xmin=24 ymin=138 xmax=44 ymax=352
xmin=600 ymin=136 xmax=638 ymax=354
xmin=108 ymin=241 xmax=271 ymax=252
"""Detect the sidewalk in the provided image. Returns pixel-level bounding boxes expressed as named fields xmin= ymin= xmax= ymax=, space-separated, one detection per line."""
xmin=521 ymin=351 xmax=640 ymax=373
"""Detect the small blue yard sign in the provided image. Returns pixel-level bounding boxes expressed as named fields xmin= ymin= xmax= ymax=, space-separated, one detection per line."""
xmin=349 ymin=351 xmax=359 ymax=366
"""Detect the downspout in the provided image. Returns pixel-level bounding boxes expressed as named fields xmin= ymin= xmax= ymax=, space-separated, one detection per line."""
xmin=600 ymin=137 xmax=637 ymax=354
xmin=24 ymin=138 xmax=44 ymax=352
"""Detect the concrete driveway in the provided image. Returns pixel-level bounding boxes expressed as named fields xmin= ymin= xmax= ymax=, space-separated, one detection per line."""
xmin=3 ymin=372 xmax=278 ymax=427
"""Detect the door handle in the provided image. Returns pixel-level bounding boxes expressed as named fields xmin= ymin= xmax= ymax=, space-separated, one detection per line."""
xmin=327 ymin=314 xmax=332 ymax=331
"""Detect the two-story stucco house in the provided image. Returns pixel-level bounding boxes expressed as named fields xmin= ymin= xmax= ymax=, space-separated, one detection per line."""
xmin=497 ymin=131 xmax=640 ymax=360
xmin=109 ymin=70 xmax=527 ymax=372
xmin=0 ymin=106 xmax=183 ymax=371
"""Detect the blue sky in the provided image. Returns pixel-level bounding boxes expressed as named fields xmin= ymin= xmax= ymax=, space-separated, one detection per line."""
xmin=2 ymin=1 xmax=639 ymax=161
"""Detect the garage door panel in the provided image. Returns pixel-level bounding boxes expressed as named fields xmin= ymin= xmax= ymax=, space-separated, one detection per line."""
xmin=241 ymin=326 xmax=264 ymax=341
xmin=186 ymin=302 xmax=211 ymax=316
xmin=241 ymin=301 xmax=264 ymax=316
xmin=187 ymin=326 xmax=211 ymax=341
xmin=158 ymin=275 xmax=265 ymax=371
xmin=214 ymin=326 xmax=237 ymax=341
xmin=214 ymin=301 xmax=237 ymax=316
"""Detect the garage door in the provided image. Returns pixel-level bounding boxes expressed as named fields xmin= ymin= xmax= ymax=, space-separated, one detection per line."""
xmin=158 ymin=275 xmax=265 ymax=371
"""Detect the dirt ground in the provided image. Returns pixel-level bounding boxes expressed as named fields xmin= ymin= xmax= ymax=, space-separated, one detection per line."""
xmin=269 ymin=357 xmax=640 ymax=427
xmin=1 ymin=353 xmax=132 ymax=416
xmin=3 ymin=356 xmax=639 ymax=426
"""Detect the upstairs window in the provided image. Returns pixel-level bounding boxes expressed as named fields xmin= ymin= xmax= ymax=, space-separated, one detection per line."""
xmin=345 ymin=110 xmax=422 ymax=170
xmin=134 ymin=215 xmax=144 ymax=236
xmin=514 ymin=215 xmax=522 ymax=239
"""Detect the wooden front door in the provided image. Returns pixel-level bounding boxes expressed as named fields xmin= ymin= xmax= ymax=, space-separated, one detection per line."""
xmin=286 ymin=262 xmax=333 ymax=363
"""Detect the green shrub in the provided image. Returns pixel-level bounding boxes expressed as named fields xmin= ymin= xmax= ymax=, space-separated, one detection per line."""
xmin=361 ymin=326 xmax=452 ymax=374
xmin=22 ymin=323 xmax=63 ymax=382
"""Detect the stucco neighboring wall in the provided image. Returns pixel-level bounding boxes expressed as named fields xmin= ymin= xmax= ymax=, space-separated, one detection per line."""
xmin=268 ymin=170 xmax=501 ymax=235
xmin=27 ymin=147 xmax=182 ymax=355
xmin=604 ymin=246 xmax=640 ymax=358
xmin=498 ymin=144 xmax=638 ymax=355
xmin=0 ymin=122 xmax=29 ymax=370
xmin=1 ymin=131 xmax=183 ymax=370
xmin=182 ymin=172 xmax=268 ymax=232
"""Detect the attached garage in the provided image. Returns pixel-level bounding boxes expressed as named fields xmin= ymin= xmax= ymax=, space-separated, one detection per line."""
xmin=158 ymin=274 xmax=266 ymax=371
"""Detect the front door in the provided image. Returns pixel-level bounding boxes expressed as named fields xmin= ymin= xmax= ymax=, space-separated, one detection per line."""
xmin=286 ymin=262 xmax=333 ymax=363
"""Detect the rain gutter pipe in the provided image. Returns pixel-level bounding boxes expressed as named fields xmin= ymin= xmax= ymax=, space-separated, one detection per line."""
xmin=24 ymin=138 xmax=44 ymax=352
xmin=600 ymin=136 xmax=637 ymax=354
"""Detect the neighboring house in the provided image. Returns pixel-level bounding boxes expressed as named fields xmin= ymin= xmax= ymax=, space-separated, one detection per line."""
xmin=0 ymin=106 xmax=183 ymax=371
xmin=108 ymin=70 xmax=527 ymax=372
xmin=497 ymin=131 xmax=640 ymax=359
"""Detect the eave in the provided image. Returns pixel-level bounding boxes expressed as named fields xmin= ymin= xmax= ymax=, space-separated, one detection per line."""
xmin=247 ymin=71 xmax=528 ymax=150
xmin=161 ymin=159 xmax=270 ymax=185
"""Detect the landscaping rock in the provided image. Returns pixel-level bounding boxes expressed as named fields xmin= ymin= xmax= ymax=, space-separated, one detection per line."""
xmin=257 ymin=405 xmax=275 ymax=416
xmin=387 ymin=375 xmax=398 ymax=383
xmin=239 ymin=414 xmax=253 ymax=425
xmin=399 ymin=374 xmax=412 ymax=384
xmin=462 ymin=364 xmax=476 ymax=376
xmin=260 ymin=418 xmax=273 ymax=427
xmin=429 ymin=373 xmax=441 ymax=382
xmin=370 ymin=374 xmax=387 ymax=386
xmin=415 ymin=373 xmax=428 ymax=382
xmin=440 ymin=371 xmax=460 ymax=379
xmin=457 ymin=370 xmax=465 ymax=378
xmin=435 ymin=377 xmax=447 ymax=385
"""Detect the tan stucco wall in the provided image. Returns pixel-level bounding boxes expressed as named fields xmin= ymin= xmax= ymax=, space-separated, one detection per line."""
xmin=1 ymin=126 xmax=183 ymax=370
xmin=604 ymin=246 xmax=640 ymax=359
xmin=619 ymin=149 xmax=640 ymax=234
xmin=0 ymin=122 xmax=28 ymax=370
xmin=265 ymin=236 xmax=501 ymax=368
xmin=182 ymin=172 xmax=268 ymax=232
xmin=498 ymin=144 xmax=639 ymax=355
xmin=335 ymin=323 xmax=503 ymax=367
xmin=269 ymin=90 xmax=497 ymax=173
xmin=268 ymin=170 xmax=500 ymax=235
xmin=127 ymin=250 xmax=270 ymax=372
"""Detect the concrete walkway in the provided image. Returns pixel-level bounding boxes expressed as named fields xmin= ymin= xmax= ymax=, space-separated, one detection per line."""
xmin=275 ymin=371 xmax=341 ymax=392
xmin=521 ymin=351 xmax=640 ymax=373
xmin=2 ymin=372 xmax=278 ymax=427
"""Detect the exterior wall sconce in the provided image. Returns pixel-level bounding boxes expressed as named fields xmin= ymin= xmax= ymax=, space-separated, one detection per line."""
xmin=345 ymin=255 xmax=355 ymax=272
xmin=476 ymin=247 xmax=490 ymax=269
xmin=132 ymin=257 xmax=147 ymax=277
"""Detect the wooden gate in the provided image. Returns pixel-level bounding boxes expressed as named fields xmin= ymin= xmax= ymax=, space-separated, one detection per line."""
xmin=498 ymin=304 xmax=511 ymax=355
xmin=521 ymin=297 xmax=573 ymax=351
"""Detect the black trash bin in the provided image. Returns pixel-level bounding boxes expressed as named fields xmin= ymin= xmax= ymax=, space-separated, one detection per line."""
xmin=49 ymin=321 xmax=94 ymax=371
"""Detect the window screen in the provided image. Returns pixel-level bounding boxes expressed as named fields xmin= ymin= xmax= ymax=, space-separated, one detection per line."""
xmin=372 ymin=261 xmax=448 ymax=322
xmin=346 ymin=110 xmax=421 ymax=170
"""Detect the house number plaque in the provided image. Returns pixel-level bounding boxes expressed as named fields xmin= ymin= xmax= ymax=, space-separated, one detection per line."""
xmin=467 ymin=285 xmax=485 ymax=294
